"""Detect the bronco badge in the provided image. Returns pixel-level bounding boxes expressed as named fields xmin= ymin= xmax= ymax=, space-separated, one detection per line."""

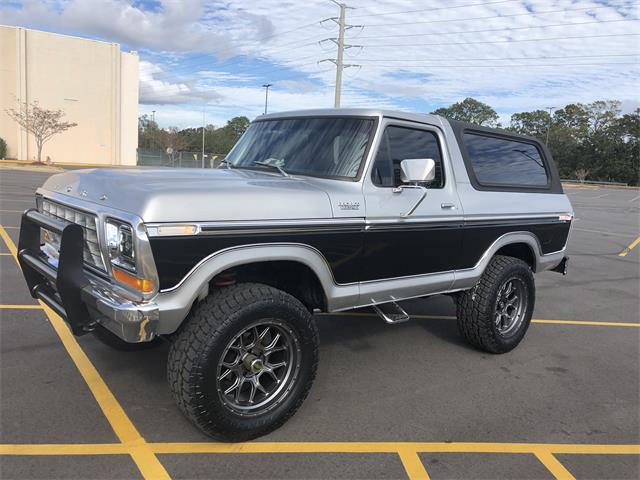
xmin=338 ymin=201 xmax=360 ymax=211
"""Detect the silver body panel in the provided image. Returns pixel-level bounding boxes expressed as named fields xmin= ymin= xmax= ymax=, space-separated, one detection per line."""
xmin=33 ymin=108 xmax=573 ymax=339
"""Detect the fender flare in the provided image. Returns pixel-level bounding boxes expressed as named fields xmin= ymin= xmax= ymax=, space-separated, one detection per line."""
xmin=155 ymin=243 xmax=358 ymax=333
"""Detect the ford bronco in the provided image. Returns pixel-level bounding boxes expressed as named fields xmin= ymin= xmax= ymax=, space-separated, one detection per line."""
xmin=18 ymin=109 xmax=572 ymax=441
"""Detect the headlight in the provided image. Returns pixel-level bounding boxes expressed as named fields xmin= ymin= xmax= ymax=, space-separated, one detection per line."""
xmin=105 ymin=219 xmax=155 ymax=294
xmin=105 ymin=219 xmax=136 ymax=272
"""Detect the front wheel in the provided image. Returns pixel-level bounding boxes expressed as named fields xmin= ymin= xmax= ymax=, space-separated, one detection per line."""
xmin=456 ymin=255 xmax=535 ymax=354
xmin=167 ymin=283 xmax=319 ymax=441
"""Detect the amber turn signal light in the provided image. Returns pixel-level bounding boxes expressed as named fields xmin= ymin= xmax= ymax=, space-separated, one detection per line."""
xmin=112 ymin=267 xmax=154 ymax=293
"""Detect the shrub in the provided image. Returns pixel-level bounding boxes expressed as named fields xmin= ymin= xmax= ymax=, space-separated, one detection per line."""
xmin=0 ymin=137 xmax=6 ymax=159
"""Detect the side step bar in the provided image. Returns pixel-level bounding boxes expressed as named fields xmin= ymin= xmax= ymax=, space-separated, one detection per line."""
xmin=372 ymin=301 xmax=410 ymax=324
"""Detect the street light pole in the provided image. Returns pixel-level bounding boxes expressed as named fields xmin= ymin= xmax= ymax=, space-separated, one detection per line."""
xmin=546 ymin=106 xmax=556 ymax=145
xmin=262 ymin=84 xmax=273 ymax=115
xmin=201 ymin=108 xmax=205 ymax=168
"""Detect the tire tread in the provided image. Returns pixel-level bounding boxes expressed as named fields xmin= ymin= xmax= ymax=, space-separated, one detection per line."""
xmin=167 ymin=282 xmax=318 ymax=441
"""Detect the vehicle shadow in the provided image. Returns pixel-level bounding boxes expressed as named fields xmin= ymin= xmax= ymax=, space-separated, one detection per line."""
xmin=317 ymin=295 xmax=470 ymax=351
xmin=79 ymin=295 xmax=470 ymax=391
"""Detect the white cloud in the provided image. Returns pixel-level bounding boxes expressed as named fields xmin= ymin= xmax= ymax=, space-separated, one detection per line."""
xmin=2 ymin=0 xmax=638 ymax=128
xmin=139 ymin=60 xmax=223 ymax=104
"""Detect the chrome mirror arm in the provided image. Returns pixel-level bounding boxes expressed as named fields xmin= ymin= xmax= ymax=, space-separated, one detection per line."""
xmin=393 ymin=184 xmax=428 ymax=217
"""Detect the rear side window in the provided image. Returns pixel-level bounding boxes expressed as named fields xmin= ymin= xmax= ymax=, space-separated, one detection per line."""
xmin=372 ymin=126 xmax=444 ymax=188
xmin=463 ymin=133 xmax=548 ymax=187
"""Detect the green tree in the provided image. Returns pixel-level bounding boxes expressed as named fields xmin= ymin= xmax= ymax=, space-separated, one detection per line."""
xmin=211 ymin=116 xmax=251 ymax=153
xmin=509 ymin=110 xmax=551 ymax=139
xmin=138 ymin=114 xmax=161 ymax=149
xmin=432 ymin=98 xmax=499 ymax=127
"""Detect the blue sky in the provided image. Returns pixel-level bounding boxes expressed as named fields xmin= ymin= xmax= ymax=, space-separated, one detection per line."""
xmin=1 ymin=0 xmax=638 ymax=128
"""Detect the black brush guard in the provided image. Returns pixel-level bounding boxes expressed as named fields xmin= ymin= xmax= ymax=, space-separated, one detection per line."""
xmin=18 ymin=209 xmax=96 ymax=335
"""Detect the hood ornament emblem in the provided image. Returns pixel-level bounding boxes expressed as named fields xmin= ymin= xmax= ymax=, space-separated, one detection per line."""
xmin=99 ymin=194 xmax=108 ymax=201
xmin=80 ymin=190 xmax=88 ymax=197
xmin=66 ymin=186 xmax=72 ymax=193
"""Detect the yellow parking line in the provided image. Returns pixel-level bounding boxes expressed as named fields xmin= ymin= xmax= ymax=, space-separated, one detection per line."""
xmin=4 ymin=441 xmax=640 ymax=456
xmin=533 ymin=450 xmax=576 ymax=480
xmin=149 ymin=442 xmax=640 ymax=455
xmin=532 ymin=319 xmax=640 ymax=328
xmin=0 ymin=252 xmax=13 ymax=255
xmin=323 ymin=312 xmax=640 ymax=328
xmin=398 ymin=448 xmax=430 ymax=480
xmin=0 ymin=304 xmax=43 ymax=309
xmin=2 ymin=441 xmax=638 ymax=480
xmin=0 ymin=225 xmax=19 ymax=266
xmin=619 ymin=235 xmax=640 ymax=257
xmin=0 ymin=225 xmax=170 ymax=480
xmin=0 ymin=444 xmax=128 ymax=455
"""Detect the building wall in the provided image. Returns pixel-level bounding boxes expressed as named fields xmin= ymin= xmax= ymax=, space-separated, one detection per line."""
xmin=0 ymin=26 xmax=138 ymax=165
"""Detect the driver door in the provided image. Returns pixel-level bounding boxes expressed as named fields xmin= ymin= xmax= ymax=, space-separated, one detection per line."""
xmin=361 ymin=120 xmax=464 ymax=285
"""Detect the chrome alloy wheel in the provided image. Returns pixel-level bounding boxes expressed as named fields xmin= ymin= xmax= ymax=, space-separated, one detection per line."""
xmin=216 ymin=320 xmax=301 ymax=416
xmin=494 ymin=278 xmax=528 ymax=337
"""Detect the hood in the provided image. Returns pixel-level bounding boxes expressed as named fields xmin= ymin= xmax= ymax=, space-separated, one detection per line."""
xmin=40 ymin=168 xmax=333 ymax=222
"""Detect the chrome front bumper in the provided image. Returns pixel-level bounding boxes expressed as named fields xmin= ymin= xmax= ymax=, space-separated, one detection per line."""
xmin=18 ymin=209 xmax=159 ymax=343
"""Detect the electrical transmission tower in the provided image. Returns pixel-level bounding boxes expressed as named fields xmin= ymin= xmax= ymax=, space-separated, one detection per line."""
xmin=319 ymin=1 xmax=362 ymax=108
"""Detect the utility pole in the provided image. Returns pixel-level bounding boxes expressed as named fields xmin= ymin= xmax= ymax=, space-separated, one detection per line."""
xmin=334 ymin=4 xmax=346 ymax=108
xmin=320 ymin=1 xmax=362 ymax=108
xmin=546 ymin=106 xmax=556 ymax=145
xmin=201 ymin=108 xmax=205 ymax=168
xmin=262 ymin=83 xmax=273 ymax=115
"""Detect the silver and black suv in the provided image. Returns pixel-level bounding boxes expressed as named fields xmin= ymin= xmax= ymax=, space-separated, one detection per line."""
xmin=18 ymin=108 xmax=573 ymax=440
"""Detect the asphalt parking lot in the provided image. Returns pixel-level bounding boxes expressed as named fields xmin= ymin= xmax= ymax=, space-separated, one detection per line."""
xmin=0 ymin=167 xmax=638 ymax=480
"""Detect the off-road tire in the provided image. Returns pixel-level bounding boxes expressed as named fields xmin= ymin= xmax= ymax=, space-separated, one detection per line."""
xmin=167 ymin=282 xmax=319 ymax=442
xmin=456 ymin=255 xmax=535 ymax=354
xmin=93 ymin=324 xmax=163 ymax=351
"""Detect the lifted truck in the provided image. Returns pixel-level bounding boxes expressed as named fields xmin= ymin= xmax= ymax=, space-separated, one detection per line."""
xmin=18 ymin=108 xmax=572 ymax=441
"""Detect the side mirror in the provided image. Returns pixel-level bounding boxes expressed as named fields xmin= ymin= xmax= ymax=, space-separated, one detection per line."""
xmin=400 ymin=158 xmax=436 ymax=184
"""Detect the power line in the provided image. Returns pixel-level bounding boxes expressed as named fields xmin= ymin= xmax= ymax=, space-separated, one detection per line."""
xmin=356 ymin=18 xmax=638 ymax=39
xmin=359 ymin=62 xmax=638 ymax=68
xmin=355 ymin=54 xmax=639 ymax=62
xmin=363 ymin=3 xmax=626 ymax=28
xmin=147 ymin=30 xmax=638 ymax=86
xmin=141 ymin=33 xmax=330 ymax=81
xmin=350 ymin=0 xmax=518 ymax=18
xmin=362 ymin=32 xmax=640 ymax=48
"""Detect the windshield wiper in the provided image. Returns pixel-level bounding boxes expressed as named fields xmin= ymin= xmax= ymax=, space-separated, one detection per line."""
xmin=252 ymin=160 xmax=290 ymax=177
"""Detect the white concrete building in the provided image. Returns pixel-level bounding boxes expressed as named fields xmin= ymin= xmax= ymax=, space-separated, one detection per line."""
xmin=0 ymin=26 xmax=139 ymax=165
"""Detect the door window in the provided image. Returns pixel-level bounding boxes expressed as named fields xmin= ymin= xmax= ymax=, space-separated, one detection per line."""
xmin=371 ymin=126 xmax=444 ymax=188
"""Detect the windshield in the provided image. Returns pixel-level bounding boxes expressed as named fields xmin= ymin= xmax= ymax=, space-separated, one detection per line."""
xmin=225 ymin=117 xmax=375 ymax=179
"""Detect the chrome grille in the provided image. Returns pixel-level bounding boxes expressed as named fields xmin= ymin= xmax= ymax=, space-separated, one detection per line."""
xmin=38 ymin=199 xmax=106 ymax=272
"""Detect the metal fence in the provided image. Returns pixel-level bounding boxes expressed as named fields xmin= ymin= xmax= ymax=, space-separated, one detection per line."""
xmin=137 ymin=149 xmax=225 ymax=168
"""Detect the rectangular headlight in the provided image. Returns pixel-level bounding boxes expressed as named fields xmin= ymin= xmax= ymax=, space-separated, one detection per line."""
xmin=105 ymin=219 xmax=136 ymax=273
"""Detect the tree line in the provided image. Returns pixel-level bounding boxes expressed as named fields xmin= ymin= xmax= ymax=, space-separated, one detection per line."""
xmin=138 ymin=115 xmax=251 ymax=157
xmin=433 ymin=98 xmax=639 ymax=185
xmin=139 ymin=98 xmax=638 ymax=185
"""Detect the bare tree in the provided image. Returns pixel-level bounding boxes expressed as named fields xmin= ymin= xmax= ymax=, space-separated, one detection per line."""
xmin=5 ymin=100 xmax=77 ymax=163
xmin=575 ymin=168 xmax=589 ymax=183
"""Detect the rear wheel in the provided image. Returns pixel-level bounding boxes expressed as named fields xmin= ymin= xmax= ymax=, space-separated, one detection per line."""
xmin=167 ymin=283 xmax=319 ymax=441
xmin=456 ymin=255 xmax=535 ymax=354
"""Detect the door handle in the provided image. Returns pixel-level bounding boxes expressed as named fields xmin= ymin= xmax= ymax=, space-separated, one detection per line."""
xmin=441 ymin=203 xmax=457 ymax=210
